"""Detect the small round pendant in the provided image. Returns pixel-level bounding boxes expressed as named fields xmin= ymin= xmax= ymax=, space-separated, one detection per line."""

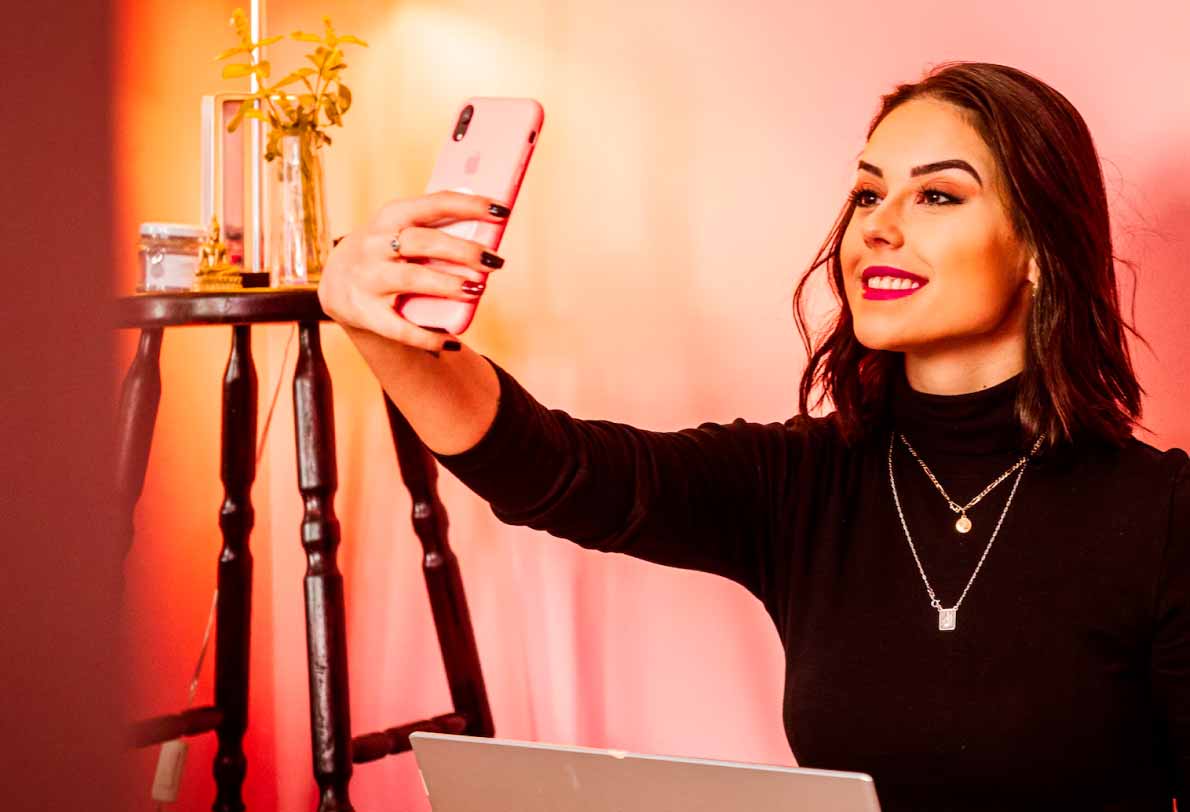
xmin=955 ymin=515 xmax=972 ymax=534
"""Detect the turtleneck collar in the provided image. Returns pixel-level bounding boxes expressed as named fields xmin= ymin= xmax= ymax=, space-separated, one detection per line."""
xmin=889 ymin=362 xmax=1030 ymax=457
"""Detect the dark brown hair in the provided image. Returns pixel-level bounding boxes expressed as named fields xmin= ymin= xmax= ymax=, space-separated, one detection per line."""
xmin=793 ymin=61 xmax=1146 ymax=453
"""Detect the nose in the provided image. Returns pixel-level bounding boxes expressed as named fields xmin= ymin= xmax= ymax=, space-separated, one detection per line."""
xmin=861 ymin=198 xmax=904 ymax=250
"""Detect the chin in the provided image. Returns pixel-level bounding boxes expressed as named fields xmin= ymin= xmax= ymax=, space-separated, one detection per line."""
xmin=851 ymin=319 xmax=916 ymax=352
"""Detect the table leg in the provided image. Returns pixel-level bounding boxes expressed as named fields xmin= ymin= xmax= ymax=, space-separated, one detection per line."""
xmin=383 ymin=395 xmax=494 ymax=739
xmin=213 ymin=325 xmax=257 ymax=812
xmin=293 ymin=321 xmax=354 ymax=812
xmin=115 ymin=328 xmax=163 ymax=557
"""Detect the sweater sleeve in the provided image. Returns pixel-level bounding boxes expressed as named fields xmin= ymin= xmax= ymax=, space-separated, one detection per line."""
xmin=430 ymin=357 xmax=817 ymax=603
xmin=1152 ymin=453 xmax=1190 ymax=802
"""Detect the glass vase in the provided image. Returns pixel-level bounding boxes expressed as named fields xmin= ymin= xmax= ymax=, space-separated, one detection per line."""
xmin=270 ymin=130 xmax=329 ymax=286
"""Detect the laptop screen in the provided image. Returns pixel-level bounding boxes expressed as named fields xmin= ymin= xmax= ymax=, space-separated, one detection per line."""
xmin=410 ymin=732 xmax=881 ymax=811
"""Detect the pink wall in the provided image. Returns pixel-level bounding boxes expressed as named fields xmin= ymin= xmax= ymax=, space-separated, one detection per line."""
xmin=116 ymin=0 xmax=1190 ymax=808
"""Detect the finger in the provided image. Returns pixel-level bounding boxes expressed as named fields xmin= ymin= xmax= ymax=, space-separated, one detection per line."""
xmin=372 ymin=190 xmax=511 ymax=231
xmin=359 ymin=299 xmax=462 ymax=352
xmin=367 ymin=228 xmax=505 ymax=276
xmin=364 ymin=260 xmax=487 ymax=301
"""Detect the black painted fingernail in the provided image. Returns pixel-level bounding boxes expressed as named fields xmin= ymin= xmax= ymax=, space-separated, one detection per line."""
xmin=443 ymin=340 xmax=462 ymax=352
xmin=480 ymin=251 xmax=505 ymax=269
xmin=488 ymin=203 xmax=511 ymax=218
xmin=461 ymin=280 xmax=486 ymax=296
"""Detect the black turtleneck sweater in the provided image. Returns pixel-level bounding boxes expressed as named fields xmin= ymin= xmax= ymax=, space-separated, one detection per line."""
xmin=431 ymin=357 xmax=1190 ymax=811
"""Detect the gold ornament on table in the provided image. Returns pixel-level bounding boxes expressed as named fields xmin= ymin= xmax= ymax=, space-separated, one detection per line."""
xmin=194 ymin=216 xmax=246 ymax=291
xmin=217 ymin=9 xmax=368 ymax=286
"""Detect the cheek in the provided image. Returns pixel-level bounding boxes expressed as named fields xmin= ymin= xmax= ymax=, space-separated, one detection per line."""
xmin=839 ymin=220 xmax=865 ymax=296
xmin=839 ymin=219 xmax=863 ymax=270
xmin=937 ymin=230 xmax=1021 ymax=299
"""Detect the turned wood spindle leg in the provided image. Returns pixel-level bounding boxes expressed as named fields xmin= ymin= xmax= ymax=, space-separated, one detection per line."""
xmin=115 ymin=328 xmax=163 ymax=559
xmin=384 ymin=395 xmax=494 ymax=739
xmin=293 ymin=322 xmax=354 ymax=812
xmin=212 ymin=325 xmax=257 ymax=812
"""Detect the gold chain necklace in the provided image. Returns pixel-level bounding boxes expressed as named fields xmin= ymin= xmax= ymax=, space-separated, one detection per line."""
xmin=898 ymin=432 xmax=1046 ymax=534
xmin=887 ymin=432 xmax=1038 ymax=631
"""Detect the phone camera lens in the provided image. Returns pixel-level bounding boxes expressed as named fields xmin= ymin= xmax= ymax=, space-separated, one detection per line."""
xmin=453 ymin=105 xmax=475 ymax=141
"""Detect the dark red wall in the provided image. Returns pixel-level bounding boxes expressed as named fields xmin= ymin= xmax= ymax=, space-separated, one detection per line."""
xmin=0 ymin=2 xmax=130 ymax=809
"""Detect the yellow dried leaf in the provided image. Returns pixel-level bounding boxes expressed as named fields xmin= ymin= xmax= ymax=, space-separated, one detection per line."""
xmin=336 ymin=84 xmax=352 ymax=113
xmin=291 ymin=31 xmax=323 ymax=43
xmin=222 ymin=63 xmax=254 ymax=79
xmin=252 ymin=60 xmax=272 ymax=79
xmin=215 ymin=45 xmax=248 ymax=61
xmin=337 ymin=35 xmax=368 ymax=47
xmin=322 ymin=96 xmax=341 ymax=126
xmin=264 ymin=129 xmax=282 ymax=162
xmin=226 ymin=102 xmax=248 ymax=132
xmin=230 ymin=9 xmax=250 ymax=42
xmin=273 ymin=68 xmax=313 ymax=88
xmin=253 ymin=34 xmax=285 ymax=47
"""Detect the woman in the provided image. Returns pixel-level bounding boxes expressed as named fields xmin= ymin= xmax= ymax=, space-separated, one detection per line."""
xmin=318 ymin=63 xmax=1189 ymax=810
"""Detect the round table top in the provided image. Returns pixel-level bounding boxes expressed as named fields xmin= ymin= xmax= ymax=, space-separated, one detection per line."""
xmin=117 ymin=288 xmax=330 ymax=328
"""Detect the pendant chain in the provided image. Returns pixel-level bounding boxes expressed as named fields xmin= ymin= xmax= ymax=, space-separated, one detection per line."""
xmin=887 ymin=431 xmax=1038 ymax=629
xmin=899 ymin=432 xmax=1044 ymax=529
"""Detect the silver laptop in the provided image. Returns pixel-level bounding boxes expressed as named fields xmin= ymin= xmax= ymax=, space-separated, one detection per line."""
xmin=410 ymin=731 xmax=881 ymax=811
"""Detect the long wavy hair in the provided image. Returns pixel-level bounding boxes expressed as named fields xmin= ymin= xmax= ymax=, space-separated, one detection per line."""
xmin=793 ymin=61 xmax=1146 ymax=453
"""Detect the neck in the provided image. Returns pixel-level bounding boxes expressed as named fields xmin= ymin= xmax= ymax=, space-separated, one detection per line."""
xmin=904 ymin=351 xmax=1025 ymax=395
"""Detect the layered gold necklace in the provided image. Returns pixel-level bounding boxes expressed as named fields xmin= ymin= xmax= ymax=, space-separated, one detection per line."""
xmin=888 ymin=432 xmax=1045 ymax=631
xmin=898 ymin=433 xmax=1046 ymax=534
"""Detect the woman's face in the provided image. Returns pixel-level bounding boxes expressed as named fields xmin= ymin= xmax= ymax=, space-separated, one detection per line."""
xmin=839 ymin=97 xmax=1037 ymax=367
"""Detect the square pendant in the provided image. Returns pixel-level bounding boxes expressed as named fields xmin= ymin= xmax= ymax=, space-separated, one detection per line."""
xmin=938 ymin=608 xmax=957 ymax=631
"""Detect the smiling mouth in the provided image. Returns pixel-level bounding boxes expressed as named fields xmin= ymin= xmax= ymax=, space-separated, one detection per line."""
xmin=865 ymin=276 xmax=923 ymax=291
xmin=860 ymin=266 xmax=929 ymax=300
xmin=861 ymin=275 xmax=932 ymax=300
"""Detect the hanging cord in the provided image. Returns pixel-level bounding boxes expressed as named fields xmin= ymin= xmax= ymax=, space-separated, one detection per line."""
xmin=154 ymin=324 xmax=296 ymax=809
xmin=188 ymin=589 xmax=219 ymax=708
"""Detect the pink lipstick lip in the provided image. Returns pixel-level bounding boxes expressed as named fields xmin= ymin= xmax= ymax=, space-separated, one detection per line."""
xmin=861 ymin=265 xmax=929 ymax=285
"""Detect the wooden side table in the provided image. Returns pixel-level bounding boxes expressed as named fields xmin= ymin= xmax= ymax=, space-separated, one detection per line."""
xmin=117 ymin=290 xmax=493 ymax=812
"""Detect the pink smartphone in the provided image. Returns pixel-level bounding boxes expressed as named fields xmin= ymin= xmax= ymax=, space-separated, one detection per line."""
xmin=396 ymin=97 xmax=544 ymax=335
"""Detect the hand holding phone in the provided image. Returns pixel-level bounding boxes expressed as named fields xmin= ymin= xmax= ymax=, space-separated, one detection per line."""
xmin=395 ymin=97 xmax=544 ymax=335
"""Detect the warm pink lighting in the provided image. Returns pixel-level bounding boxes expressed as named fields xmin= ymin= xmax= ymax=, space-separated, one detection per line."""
xmin=116 ymin=1 xmax=1190 ymax=809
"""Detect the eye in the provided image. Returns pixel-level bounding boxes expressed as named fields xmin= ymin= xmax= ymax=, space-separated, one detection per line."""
xmin=848 ymin=186 xmax=964 ymax=209
xmin=849 ymin=188 xmax=881 ymax=208
xmin=919 ymin=187 xmax=963 ymax=206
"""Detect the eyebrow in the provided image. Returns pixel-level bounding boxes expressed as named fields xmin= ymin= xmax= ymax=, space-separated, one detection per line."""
xmin=857 ymin=159 xmax=983 ymax=187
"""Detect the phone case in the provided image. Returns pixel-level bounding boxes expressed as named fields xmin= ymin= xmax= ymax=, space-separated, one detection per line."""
xmin=396 ymin=97 xmax=544 ymax=335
